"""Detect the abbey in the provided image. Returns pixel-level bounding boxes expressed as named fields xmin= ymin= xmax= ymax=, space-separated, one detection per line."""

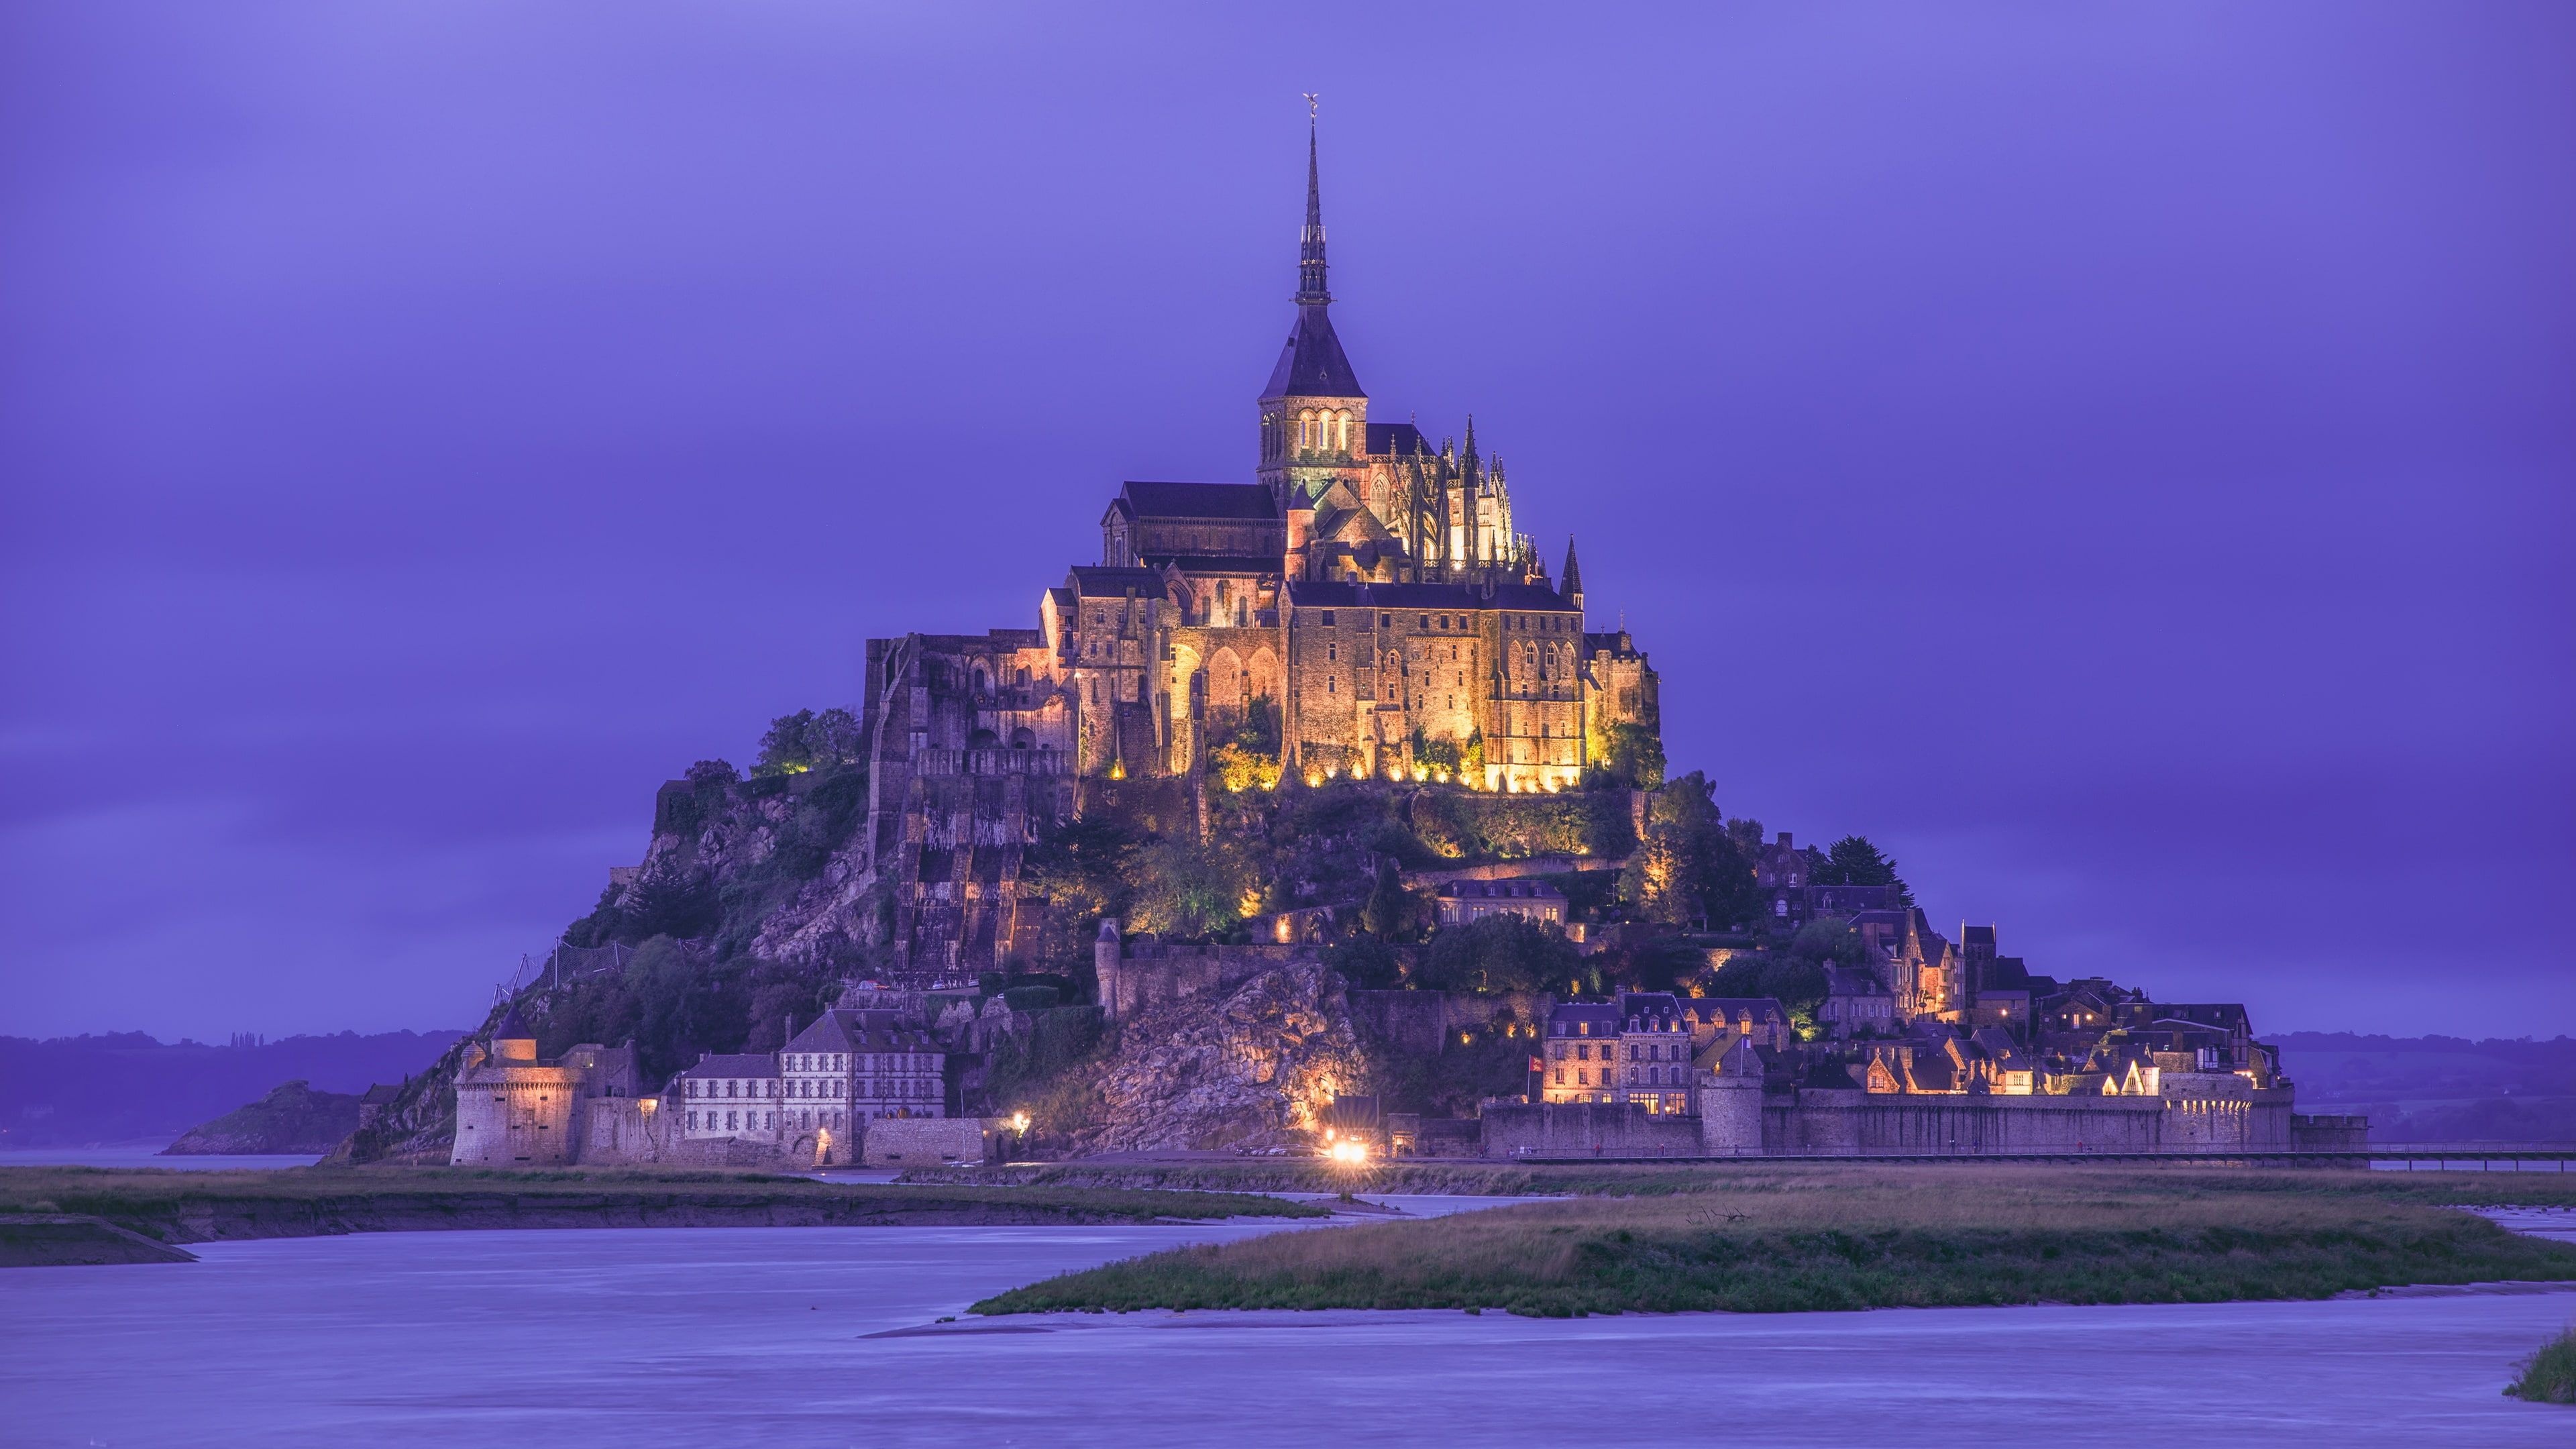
xmin=849 ymin=125 xmax=1658 ymax=976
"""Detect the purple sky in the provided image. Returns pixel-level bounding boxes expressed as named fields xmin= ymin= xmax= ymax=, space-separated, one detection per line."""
xmin=4 ymin=4 xmax=2571 ymax=1041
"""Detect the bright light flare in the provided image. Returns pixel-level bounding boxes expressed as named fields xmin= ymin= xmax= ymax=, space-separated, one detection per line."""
xmin=1328 ymin=1140 xmax=1368 ymax=1165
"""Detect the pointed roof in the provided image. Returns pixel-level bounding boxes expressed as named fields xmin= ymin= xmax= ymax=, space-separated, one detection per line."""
xmin=1265 ymin=301 xmax=1363 ymax=399
xmin=1261 ymin=115 xmax=1364 ymax=400
xmin=493 ymin=1004 xmax=535 ymax=1043
xmin=1561 ymin=537 xmax=1583 ymax=599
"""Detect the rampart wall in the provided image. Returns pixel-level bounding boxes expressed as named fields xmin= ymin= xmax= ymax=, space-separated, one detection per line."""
xmin=1107 ymin=941 xmax=1311 ymax=1020
xmin=1478 ymin=1102 xmax=1705 ymax=1157
xmin=1482 ymin=1085 xmax=2303 ymax=1157
xmin=863 ymin=1116 xmax=1002 ymax=1167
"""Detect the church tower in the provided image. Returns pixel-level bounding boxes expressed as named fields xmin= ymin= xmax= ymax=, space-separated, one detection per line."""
xmin=1256 ymin=109 xmax=1368 ymax=513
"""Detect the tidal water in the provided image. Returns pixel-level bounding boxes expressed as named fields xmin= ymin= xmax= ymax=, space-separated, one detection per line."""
xmin=5 ymin=1205 xmax=2573 ymax=1448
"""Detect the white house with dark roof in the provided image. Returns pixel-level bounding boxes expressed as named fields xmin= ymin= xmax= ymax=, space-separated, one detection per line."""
xmin=777 ymin=1008 xmax=950 ymax=1165
xmin=1434 ymin=877 xmax=1568 ymax=928
xmin=674 ymin=1053 xmax=781 ymax=1143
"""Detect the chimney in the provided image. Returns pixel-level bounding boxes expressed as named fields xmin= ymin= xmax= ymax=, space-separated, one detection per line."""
xmin=1777 ymin=832 xmax=1792 ymax=849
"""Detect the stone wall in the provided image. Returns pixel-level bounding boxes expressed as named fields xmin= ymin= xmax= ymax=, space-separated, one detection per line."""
xmin=2291 ymin=1114 xmax=2371 ymax=1150
xmin=1477 ymin=1101 xmax=1705 ymax=1157
xmin=1760 ymin=1087 xmax=2298 ymax=1155
xmin=1346 ymin=989 xmax=1452 ymax=1057
xmin=577 ymin=1097 xmax=665 ymax=1165
xmin=1400 ymin=855 xmax=1618 ymax=888
xmin=863 ymin=1116 xmax=1002 ymax=1167
xmin=1107 ymin=938 xmax=1312 ymax=1020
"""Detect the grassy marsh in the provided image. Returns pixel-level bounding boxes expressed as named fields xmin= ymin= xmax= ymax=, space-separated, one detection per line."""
xmin=0 ymin=1165 xmax=1323 ymax=1248
xmin=972 ymin=1164 xmax=2576 ymax=1316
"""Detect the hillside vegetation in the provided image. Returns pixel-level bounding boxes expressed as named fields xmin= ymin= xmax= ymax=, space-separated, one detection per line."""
xmin=331 ymin=704 xmax=1890 ymax=1162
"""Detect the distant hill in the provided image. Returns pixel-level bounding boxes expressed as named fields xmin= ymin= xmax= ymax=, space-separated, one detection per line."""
xmin=163 ymin=1081 xmax=362 ymax=1155
xmin=2275 ymin=1032 xmax=2576 ymax=1142
xmin=0 ymin=1030 xmax=464 ymax=1149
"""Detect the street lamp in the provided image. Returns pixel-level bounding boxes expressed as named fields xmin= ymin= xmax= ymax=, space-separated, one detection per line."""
xmin=1328 ymin=1137 xmax=1368 ymax=1202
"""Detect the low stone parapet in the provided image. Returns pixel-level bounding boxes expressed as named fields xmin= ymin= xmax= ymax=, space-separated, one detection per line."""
xmin=863 ymin=1116 xmax=1004 ymax=1167
xmin=1479 ymin=1102 xmax=1703 ymax=1158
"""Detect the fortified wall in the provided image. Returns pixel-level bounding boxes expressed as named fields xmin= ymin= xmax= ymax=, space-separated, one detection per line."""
xmin=1094 ymin=922 xmax=1314 ymax=1020
xmin=1478 ymin=1077 xmax=2310 ymax=1158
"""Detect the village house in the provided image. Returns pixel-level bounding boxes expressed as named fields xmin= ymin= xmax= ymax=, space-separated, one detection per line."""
xmin=1434 ymin=877 xmax=1568 ymax=928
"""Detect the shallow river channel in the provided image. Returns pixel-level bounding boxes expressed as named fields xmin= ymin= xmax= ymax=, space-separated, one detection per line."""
xmin=4 ymin=1201 xmax=2572 ymax=1446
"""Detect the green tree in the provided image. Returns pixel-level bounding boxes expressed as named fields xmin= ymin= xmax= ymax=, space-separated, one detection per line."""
xmin=755 ymin=708 xmax=865 ymax=777
xmin=1326 ymin=934 xmax=1405 ymax=991
xmin=1359 ymin=859 xmax=1415 ymax=938
xmin=1417 ymin=914 xmax=1582 ymax=995
xmin=1603 ymin=722 xmax=1667 ymax=790
xmin=1705 ymin=951 xmax=1831 ymax=1026
xmin=1603 ymin=934 xmax=1706 ymax=994
xmin=1124 ymin=837 xmax=1252 ymax=940
xmin=1815 ymin=834 xmax=1915 ymax=906
xmin=628 ymin=936 xmax=714 ymax=1079
xmin=1619 ymin=773 xmax=1760 ymax=930
xmin=1019 ymin=817 xmax=1146 ymax=974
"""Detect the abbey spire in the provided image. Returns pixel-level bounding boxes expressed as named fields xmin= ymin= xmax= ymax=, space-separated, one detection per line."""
xmin=1258 ymin=101 xmax=1366 ymax=511
xmin=1298 ymin=116 xmax=1330 ymax=305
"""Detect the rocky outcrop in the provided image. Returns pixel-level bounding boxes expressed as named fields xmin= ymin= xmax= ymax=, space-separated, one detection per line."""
xmin=162 ymin=1081 xmax=361 ymax=1155
xmin=1078 ymin=961 xmax=1369 ymax=1153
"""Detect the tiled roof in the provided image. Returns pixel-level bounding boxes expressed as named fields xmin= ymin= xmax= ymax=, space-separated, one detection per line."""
xmin=1068 ymin=566 xmax=1167 ymax=597
xmin=1285 ymin=579 xmax=1576 ymax=612
xmin=680 ymin=1053 xmax=777 ymax=1079
xmin=1548 ymin=1002 xmax=1621 ymax=1036
xmin=1262 ymin=303 xmax=1365 ymax=399
xmin=1436 ymin=879 xmax=1566 ymax=901
xmin=1118 ymin=481 xmax=1278 ymax=521
xmin=1364 ymin=421 xmax=1430 ymax=457
xmin=1693 ymin=996 xmax=1788 ymax=1022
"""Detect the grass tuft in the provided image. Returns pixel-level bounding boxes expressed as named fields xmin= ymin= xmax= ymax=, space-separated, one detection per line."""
xmin=2507 ymin=1324 xmax=2576 ymax=1405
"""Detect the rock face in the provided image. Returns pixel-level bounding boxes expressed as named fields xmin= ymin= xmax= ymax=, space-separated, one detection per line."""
xmin=163 ymin=1081 xmax=362 ymax=1155
xmin=1079 ymin=962 xmax=1368 ymax=1153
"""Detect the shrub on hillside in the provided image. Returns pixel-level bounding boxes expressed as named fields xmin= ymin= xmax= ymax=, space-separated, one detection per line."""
xmin=1417 ymin=915 xmax=1584 ymax=996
